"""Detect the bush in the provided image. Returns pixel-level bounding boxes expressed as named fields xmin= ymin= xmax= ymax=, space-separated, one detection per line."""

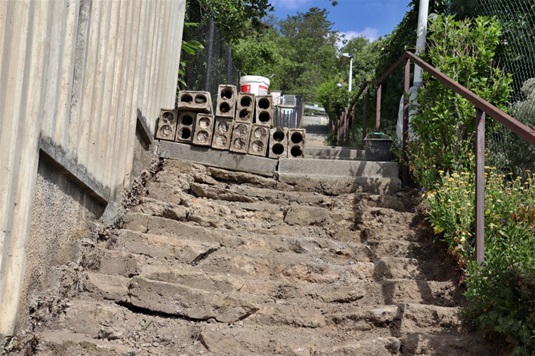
xmin=409 ymin=15 xmax=512 ymax=189
xmin=424 ymin=168 xmax=535 ymax=354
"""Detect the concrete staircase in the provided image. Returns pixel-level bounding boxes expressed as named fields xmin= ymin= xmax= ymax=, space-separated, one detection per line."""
xmin=28 ymin=157 xmax=503 ymax=355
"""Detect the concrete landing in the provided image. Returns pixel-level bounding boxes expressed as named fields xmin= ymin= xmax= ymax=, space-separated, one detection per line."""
xmin=158 ymin=141 xmax=401 ymax=194
xmin=159 ymin=141 xmax=277 ymax=177
xmin=305 ymin=146 xmax=365 ymax=160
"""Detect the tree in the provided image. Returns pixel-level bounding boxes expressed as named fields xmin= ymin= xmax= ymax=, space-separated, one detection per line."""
xmin=186 ymin=0 xmax=274 ymax=44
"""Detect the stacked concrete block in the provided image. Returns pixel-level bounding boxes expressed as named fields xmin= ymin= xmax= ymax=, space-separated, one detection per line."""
xmin=175 ymin=111 xmax=196 ymax=143
xmin=235 ymin=92 xmax=255 ymax=123
xmin=216 ymin=85 xmax=237 ymax=118
xmin=248 ymin=124 xmax=270 ymax=157
xmin=192 ymin=113 xmax=214 ymax=147
xmin=229 ymin=122 xmax=252 ymax=154
xmin=288 ymin=129 xmax=306 ymax=158
xmin=211 ymin=117 xmax=233 ymax=150
xmin=177 ymin=90 xmax=213 ymax=113
xmin=255 ymin=95 xmax=273 ymax=126
xmin=155 ymin=108 xmax=178 ymax=141
xmin=269 ymin=127 xmax=288 ymax=159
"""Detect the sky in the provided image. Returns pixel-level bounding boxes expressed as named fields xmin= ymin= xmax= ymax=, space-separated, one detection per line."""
xmin=270 ymin=0 xmax=412 ymax=42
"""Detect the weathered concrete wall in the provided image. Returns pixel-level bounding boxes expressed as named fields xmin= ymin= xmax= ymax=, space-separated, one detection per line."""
xmin=0 ymin=0 xmax=186 ymax=337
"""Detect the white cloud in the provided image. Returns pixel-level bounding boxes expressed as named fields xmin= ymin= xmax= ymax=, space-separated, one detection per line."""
xmin=271 ymin=0 xmax=312 ymax=10
xmin=339 ymin=27 xmax=381 ymax=43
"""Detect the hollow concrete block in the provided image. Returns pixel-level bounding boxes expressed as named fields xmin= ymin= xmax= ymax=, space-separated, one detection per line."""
xmin=215 ymin=84 xmax=237 ymax=118
xmin=175 ymin=111 xmax=196 ymax=143
xmin=155 ymin=108 xmax=178 ymax=141
xmin=177 ymin=90 xmax=213 ymax=113
xmin=269 ymin=127 xmax=288 ymax=159
xmin=192 ymin=113 xmax=214 ymax=147
xmin=235 ymin=92 xmax=255 ymax=123
xmin=248 ymin=124 xmax=270 ymax=157
xmin=229 ymin=122 xmax=252 ymax=154
xmin=255 ymin=95 xmax=273 ymax=126
xmin=211 ymin=117 xmax=234 ymax=150
xmin=288 ymin=128 xmax=306 ymax=159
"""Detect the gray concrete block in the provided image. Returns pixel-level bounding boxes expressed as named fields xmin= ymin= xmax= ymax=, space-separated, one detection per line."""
xmin=175 ymin=111 xmax=195 ymax=143
xmin=277 ymin=174 xmax=401 ymax=195
xmin=192 ymin=113 xmax=214 ymax=147
xmin=229 ymin=122 xmax=252 ymax=154
xmin=255 ymin=95 xmax=273 ymax=126
xmin=177 ymin=90 xmax=213 ymax=113
xmin=269 ymin=127 xmax=288 ymax=159
xmin=248 ymin=124 xmax=270 ymax=157
xmin=155 ymin=108 xmax=177 ymax=141
xmin=215 ymin=84 xmax=237 ymax=118
xmin=159 ymin=141 xmax=277 ymax=177
xmin=211 ymin=117 xmax=233 ymax=150
xmin=278 ymin=158 xmax=399 ymax=179
xmin=236 ymin=92 xmax=255 ymax=123
xmin=305 ymin=146 xmax=365 ymax=160
xmin=288 ymin=128 xmax=306 ymax=159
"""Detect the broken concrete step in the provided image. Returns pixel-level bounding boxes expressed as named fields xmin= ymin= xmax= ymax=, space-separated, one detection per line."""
xmin=399 ymin=303 xmax=462 ymax=333
xmin=400 ymin=332 xmax=505 ymax=356
xmin=138 ymin=263 xmax=368 ymax=305
xmin=35 ymin=330 xmax=135 ymax=355
xmin=375 ymin=279 xmax=461 ymax=307
xmin=314 ymin=337 xmax=402 ymax=356
xmin=58 ymin=299 xmax=203 ymax=350
xmin=114 ymin=229 xmax=220 ymax=264
xmin=365 ymin=239 xmax=431 ymax=258
xmin=374 ymin=257 xmax=454 ymax=281
xmin=197 ymin=323 xmax=339 ymax=355
xmin=120 ymin=216 xmax=368 ymax=261
xmin=128 ymin=276 xmax=259 ymax=323
xmin=95 ymin=248 xmax=144 ymax=277
xmin=82 ymin=272 xmax=129 ymax=302
xmin=196 ymin=251 xmax=375 ymax=283
xmin=189 ymin=181 xmax=329 ymax=206
xmin=328 ymin=303 xmax=461 ymax=333
xmin=328 ymin=305 xmax=400 ymax=331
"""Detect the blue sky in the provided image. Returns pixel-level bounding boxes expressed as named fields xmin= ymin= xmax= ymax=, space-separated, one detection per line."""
xmin=270 ymin=0 xmax=412 ymax=42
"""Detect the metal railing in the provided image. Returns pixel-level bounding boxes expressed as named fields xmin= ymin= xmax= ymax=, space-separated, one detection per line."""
xmin=342 ymin=51 xmax=535 ymax=263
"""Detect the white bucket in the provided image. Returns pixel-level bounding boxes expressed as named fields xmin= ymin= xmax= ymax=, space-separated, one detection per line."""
xmin=240 ymin=75 xmax=270 ymax=95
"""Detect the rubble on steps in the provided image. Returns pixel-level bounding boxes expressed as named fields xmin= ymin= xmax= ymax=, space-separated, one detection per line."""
xmin=7 ymin=159 xmax=511 ymax=355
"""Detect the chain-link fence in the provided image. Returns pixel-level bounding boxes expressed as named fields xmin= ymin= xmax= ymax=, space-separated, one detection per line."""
xmin=180 ymin=15 xmax=241 ymax=108
xmin=448 ymin=0 xmax=535 ymax=175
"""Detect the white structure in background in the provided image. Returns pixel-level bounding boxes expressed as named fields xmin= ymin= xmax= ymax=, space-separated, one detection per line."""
xmin=342 ymin=53 xmax=354 ymax=93
xmin=396 ymin=0 xmax=430 ymax=141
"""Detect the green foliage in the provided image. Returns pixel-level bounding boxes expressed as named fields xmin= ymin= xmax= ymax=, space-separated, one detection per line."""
xmin=374 ymin=0 xmax=449 ymax=132
xmin=317 ymin=78 xmax=348 ymax=129
xmin=409 ymin=15 xmax=512 ymax=189
xmin=424 ymin=169 xmax=535 ymax=354
xmin=496 ymin=78 xmax=535 ymax=175
xmin=189 ymin=0 xmax=274 ymax=44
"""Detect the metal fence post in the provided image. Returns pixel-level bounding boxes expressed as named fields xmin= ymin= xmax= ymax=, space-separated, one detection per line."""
xmin=362 ymin=86 xmax=368 ymax=146
xmin=376 ymin=84 xmax=382 ymax=132
xmin=475 ymin=108 xmax=486 ymax=263
xmin=402 ymin=59 xmax=411 ymax=188
xmin=204 ymin=18 xmax=215 ymax=92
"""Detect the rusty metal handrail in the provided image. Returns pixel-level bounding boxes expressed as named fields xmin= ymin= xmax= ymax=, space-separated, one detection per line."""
xmin=345 ymin=51 xmax=535 ymax=263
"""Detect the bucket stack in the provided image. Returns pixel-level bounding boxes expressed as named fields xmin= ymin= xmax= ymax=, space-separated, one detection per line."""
xmin=156 ymin=79 xmax=305 ymax=159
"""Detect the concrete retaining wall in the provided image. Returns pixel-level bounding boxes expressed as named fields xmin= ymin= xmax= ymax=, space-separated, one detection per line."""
xmin=0 ymin=0 xmax=186 ymax=337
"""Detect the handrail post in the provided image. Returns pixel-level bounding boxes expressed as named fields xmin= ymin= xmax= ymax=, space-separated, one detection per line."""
xmin=375 ymin=84 xmax=382 ymax=132
xmin=402 ymin=59 xmax=411 ymax=188
xmin=475 ymin=108 xmax=485 ymax=264
xmin=362 ymin=86 xmax=368 ymax=146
